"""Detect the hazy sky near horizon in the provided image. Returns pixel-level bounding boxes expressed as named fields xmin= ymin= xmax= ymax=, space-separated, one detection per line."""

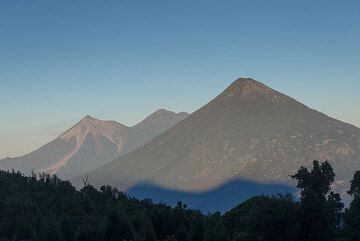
xmin=0 ymin=0 xmax=359 ymax=158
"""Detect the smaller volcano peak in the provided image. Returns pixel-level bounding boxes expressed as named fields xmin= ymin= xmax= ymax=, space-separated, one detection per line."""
xmin=59 ymin=115 xmax=127 ymax=150
xmin=154 ymin=109 xmax=171 ymax=115
xmin=59 ymin=115 xmax=106 ymax=143
xmin=78 ymin=115 xmax=101 ymax=126
xmin=81 ymin=115 xmax=96 ymax=121
xmin=84 ymin=115 xmax=94 ymax=119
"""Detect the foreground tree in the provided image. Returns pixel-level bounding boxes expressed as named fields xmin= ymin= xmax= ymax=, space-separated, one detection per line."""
xmin=344 ymin=171 xmax=360 ymax=240
xmin=291 ymin=160 xmax=344 ymax=241
xmin=203 ymin=212 xmax=228 ymax=241
xmin=1 ymin=163 xmax=354 ymax=241
xmin=224 ymin=194 xmax=299 ymax=241
xmin=103 ymin=205 xmax=136 ymax=241
xmin=348 ymin=171 xmax=360 ymax=197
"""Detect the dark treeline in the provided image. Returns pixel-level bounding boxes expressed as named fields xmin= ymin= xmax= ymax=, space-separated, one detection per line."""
xmin=0 ymin=161 xmax=359 ymax=241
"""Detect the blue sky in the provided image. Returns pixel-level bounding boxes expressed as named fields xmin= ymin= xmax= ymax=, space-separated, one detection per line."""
xmin=0 ymin=0 xmax=359 ymax=157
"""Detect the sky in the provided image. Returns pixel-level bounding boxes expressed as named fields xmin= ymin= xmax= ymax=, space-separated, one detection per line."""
xmin=0 ymin=0 xmax=359 ymax=158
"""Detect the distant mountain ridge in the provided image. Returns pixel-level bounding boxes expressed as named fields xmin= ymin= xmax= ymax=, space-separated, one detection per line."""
xmin=121 ymin=109 xmax=189 ymax=154
xmin=0 ymin=110 xmax=189 ymax=179
xmin=75 ymin=78 xmax=360 ymax=200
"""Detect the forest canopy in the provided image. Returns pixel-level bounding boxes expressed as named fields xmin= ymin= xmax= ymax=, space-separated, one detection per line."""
xmin=0 ymin=161 xmax=359 ymax=241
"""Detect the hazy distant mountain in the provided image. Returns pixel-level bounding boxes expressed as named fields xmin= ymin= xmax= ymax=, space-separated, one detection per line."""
xmin=122 ymin=109 xmax=189 ymax=154
xmin=0 ymin=110 xmax=188 ymax=179
xmin=77 ymin=78 xmax=360 ymax=199
xmin=0 ymin=116 xmax=128 ymax=179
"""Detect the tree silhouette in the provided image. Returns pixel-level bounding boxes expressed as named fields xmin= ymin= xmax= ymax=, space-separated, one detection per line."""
xmin=291 ymin=160 xmax=343 ymax=241
xmin=344 ymin=171 xmax=360 ymax=240
xmin=2 ymin=162 xmax=360 ymax=241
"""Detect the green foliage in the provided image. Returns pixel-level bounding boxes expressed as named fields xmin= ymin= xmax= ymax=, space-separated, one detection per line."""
xmin=1 ymin=160 xmax=359 ymax=241
xmin=174 ymin=224 xmax=188 ymax=241
xmin=203 ymin=212 xmax=228 ymax=241
xmin=75 ymin=217 xmax=102 ymax=241
xmin=348 ymin=171 xmax=360 ymax=197
xmin=291 ymin=160 xmax=343 ymax=241
xmin=224 ymin=195 xmax=299 ymax=241
xmin=103 ymin=205 xmax=136 ymax=241
xmin=0 ymin=170 xmax=203 ymax=241
xmin=343 ymin=171 xmax=360 ymax=241
xmin=291 ymin=160 xmax=335 ymax=198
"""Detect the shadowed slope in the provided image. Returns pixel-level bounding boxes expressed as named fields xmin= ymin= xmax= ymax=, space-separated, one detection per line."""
xmin=127 ymin=179 xmax=295 ymax=213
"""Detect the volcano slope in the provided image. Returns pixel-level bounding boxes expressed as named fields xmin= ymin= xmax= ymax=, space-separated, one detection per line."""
xmin=76 ymin=78 xmax=360 ymax=200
